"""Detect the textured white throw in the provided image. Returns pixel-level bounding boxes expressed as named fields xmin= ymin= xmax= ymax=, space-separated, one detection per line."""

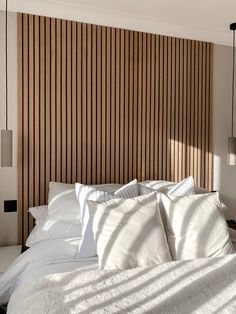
xmin=7 ymin=254 xmax=236 ymax=314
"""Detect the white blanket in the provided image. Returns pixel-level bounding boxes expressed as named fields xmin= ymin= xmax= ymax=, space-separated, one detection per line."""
xmin=7 ymin=254 xmax=236 ymax=314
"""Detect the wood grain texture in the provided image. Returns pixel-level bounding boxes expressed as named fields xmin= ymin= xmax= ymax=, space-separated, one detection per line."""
xmin=18 ymin=13 xmax=213 ymax=244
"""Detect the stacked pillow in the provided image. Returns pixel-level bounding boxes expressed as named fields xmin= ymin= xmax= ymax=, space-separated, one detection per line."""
xmin=161 ymin=192 xmax=234 ymax=260
xmin=26 ymin=176 xmax=234 ymax=270
xmin=26 ymin=182 xmax=123 ymax=246
xmin=88 ymin=192 xmax=172 ymax=269
xmin=76 ymin=179 xmax=139 ymax=258
xmin=47 ymin=182 xmax=123 ymax=223
xmin=138 ymin=176 xmax=195 ymax=196
xmin=26 ymin=205 xmax=82 ymax=247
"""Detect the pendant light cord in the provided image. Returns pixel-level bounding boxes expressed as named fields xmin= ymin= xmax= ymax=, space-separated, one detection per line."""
xmin=5 ymin=0 xmax=8 ymax=130
xmin=232 ymin=29 xmax=235 ymax=137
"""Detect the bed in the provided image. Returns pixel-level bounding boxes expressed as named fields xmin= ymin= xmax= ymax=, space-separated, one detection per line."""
xmin=1 ymin=179 xmax=236 ymax=313
xmin=1 ymin=240 xmax=236 ymax=313
xmin=11 ymin=13 xmax=221 ymax=312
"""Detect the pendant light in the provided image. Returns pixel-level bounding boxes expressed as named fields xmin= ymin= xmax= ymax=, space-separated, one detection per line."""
xmin=1 ymin=0 xmax=13 ymax=167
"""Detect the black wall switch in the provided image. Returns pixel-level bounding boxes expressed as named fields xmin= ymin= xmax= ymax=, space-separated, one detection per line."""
xmin=4 ymin=200 xmax=17 ymax=212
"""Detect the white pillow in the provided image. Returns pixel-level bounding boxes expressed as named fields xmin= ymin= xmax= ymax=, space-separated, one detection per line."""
xmin=88 ymin=192 xmax=172 ymax=270
xmin=29 ymin=205 xmax=47 ymax=222
xmin=139 ymin=180 xmax=175 ymax=193
xmin=26 ymin=205 xmax=82 ymax=247
xmin=76 ymin=179 xmax=138 ymax=259
xmin=167 ymin=176 xmax=195 ymax=196
xmin=48 ymin=182 xmax=79 ymax=223
xmin=139 ymin=177 xmax=195 ymax=231
xmin=48 ymin=182 xmax=123 ymax=223
xmin=139 ymin=176 xmax=195 ymax=196
xmin=161 ymin=192 xmax=235 ymax=260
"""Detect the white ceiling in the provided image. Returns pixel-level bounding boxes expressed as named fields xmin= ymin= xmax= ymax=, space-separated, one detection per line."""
xmin=1 ymin=0 xmax=236 ymax=46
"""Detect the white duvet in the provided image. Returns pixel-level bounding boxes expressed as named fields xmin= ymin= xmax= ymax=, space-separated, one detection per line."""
xmin=7 ymin=253 xmax=236 ymax=314
xmin=1 ymin=230 xmax=236 ymax=313
xmin=0 ymin=237 xmax=98 ymax=306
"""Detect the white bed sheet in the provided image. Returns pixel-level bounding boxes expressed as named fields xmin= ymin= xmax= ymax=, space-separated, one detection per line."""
xmin=0 ymin=237 xmax=98 ymax=305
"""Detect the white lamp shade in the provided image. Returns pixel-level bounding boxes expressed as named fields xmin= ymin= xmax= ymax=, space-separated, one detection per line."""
xmin=1 ymin=129 xmax=13 ymax=167
xmin=227 ymin=137 xmax=236 ymax=165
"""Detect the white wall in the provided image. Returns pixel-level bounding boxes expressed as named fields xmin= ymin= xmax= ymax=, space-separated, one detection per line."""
xmin=0 ymin=12 xmax=18 ymax=246
xmin=0 ymin=0 xmax=233 ymax=46
xmin=212 ymin=44 xmax=236 ymax=218
xmin=0 ymin=13 xmax=235 ymax=246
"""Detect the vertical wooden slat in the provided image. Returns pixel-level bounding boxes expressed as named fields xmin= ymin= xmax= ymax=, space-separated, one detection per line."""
xmin=137 ymin=32 xmax=142 ymax=181
xmin=106 ymin=27 xmax=111 ymax=183
xmin=167 ymin=36 xmax=172 ymax=181
xmin=128 ymin=31 xmax=134 ymax=182
xmin=146 ymin=33 xmax=151 ymax=181
xmin=205 ymin=43 xmax=210 ymax=189
xmin=110 ymin=28 xmax=115 ymax=183
xmin=133 ymin=31 xmax=138 ymax=179
xmin=82 ymin=23 xmax=87 ymax=184
xmin=178 ymin=39 xmax=184 ymax=181
xmin=158 ymin=35 xmax=164 ymax=180
xmin=28 ymin=15 xmax=34 ymax=233
xmin=18 ymin=15 xmax=213 ymax=243
xmin=61 ymin=19 xmax=67 ymax=182
xmin=96 ymin=26 xmax=102 ymax=184
xmin=194 ymin=41 xmax=199 ymax=185
xmin=87 ymin=24 xmax=92 ymax=184
xmin=171 ymin=38 xmax=177 ymax=181
xmin=186 ymin=40 xmax=191 ymax=177
xmin=120 ymin=29 xmax=125 ymax=183
xmin=150 ymin=34 xmax=155 ymax=180
xmin=34 ymin=15 xmax=40 ymax=208
xmin=197 ymin=42 xmax=203 ymax=186
xmin=56 ymin=19 xmax=62 ymax=182
xmin=77 ymin=22 xmax=82 ymax=183
xmin=201 ymin=42 xmax=206 ymax=187
xmin=66 ymin=21 xmax=72 ymax=183
xmin=23 ymin=14 xmax=29 ymax=242
xmin=208 ymin=44 xmax=213 ymax=191
xmin=183 ymin=39 xmax=188 ymax=178
xmin=45 ymin=17 xmax=51 ymax=199
xmin=39 ymin=16 xmax=45 ymax=207
xmin=190 ymin=41 xmax=195 ymax=178
xmin=170 ymin=38 xmax=177 ymax=181
xmin=115 ymin=28 xmax=120 ymax=183
xmin=51 ymin=18 xmax=56 ymax=183
xmin=92 ymin=25 xmax=97 ymax=184
xmin=141 ymin=33 xmax=147 ymax=180
xmin=72 ymin=21 xmax=77 ymax=183
xmin=101 ymin=26 xmax=106 ymax=183
xmin=17 ymin=13 xmax=23 ymax=244
xmin=124 ymin=30 xmax=129 ymax=183
xmin=163 ymin=36 xmax=168 ymax=180
xmin=154 ymin=35 xmax=160 ymax=180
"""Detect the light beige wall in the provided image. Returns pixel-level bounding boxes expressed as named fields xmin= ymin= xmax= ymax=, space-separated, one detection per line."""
xmin=212 ymin=44 xmax=236 ymax=218
xmin=0 ymin=11 xmax=18 ymax=246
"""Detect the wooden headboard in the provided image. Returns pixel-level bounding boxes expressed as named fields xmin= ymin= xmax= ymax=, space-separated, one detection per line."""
xmin=17 ymin=13 xmax=213 ymax=244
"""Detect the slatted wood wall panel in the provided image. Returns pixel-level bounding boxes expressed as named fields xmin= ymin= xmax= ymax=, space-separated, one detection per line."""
xmin=18 ymin=13 xmax=213 ymax=244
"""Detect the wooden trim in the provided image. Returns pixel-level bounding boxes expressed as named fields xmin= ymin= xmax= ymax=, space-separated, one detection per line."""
xmin=18 ymin=13 xmax=213 ymax=244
